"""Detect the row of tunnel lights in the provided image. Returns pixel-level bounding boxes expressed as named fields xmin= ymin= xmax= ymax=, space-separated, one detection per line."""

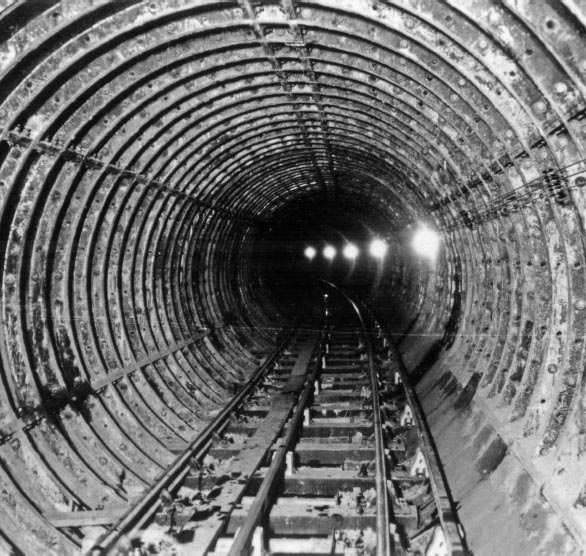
xmin=303 ymin=227 xmax=440 ymax=262
xmin=304 ymin=238 xmax=389 ymax=261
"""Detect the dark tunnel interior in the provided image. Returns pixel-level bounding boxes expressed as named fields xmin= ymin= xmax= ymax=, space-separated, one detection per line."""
xmin=256 ymin=202 xmax=407 ymax=319
xmin=0 ymin=1 xmax=586 ymax=554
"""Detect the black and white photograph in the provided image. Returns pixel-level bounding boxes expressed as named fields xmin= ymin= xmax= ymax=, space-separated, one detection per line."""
xmin=0 ymin=1 xmax=584 ymax=555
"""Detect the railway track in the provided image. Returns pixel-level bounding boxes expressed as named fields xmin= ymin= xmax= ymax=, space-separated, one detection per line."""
xmin=90 ymin=292 xmax=467 ymax=556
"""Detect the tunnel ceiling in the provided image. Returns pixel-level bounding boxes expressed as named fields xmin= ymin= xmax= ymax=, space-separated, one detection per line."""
xmin=1 ymin=0 xmax=586 ymax=554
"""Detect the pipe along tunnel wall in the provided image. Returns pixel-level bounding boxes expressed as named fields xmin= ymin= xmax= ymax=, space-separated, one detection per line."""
xmin=0 ymin=0 xmax=585 ymax=554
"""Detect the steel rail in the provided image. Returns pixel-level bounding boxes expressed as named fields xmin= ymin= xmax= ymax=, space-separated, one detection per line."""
xmin=320 ymin=280 xmax=392 ymax=556
xmin=359 ymin=292 xmax=469 ymax=556
xmin=92 ymin=322 xmax=300 ymax=554
xmin=226 ymin=337 xmax=322 ymax=556
xmin=387 ymin=338 xmax=468 ymax=555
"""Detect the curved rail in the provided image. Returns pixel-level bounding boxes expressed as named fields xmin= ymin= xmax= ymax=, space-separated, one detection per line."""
xmin=360 ymin=302 xmax=469 ymax=555
xmin=387 ymin=337 xmax=468 ymax=555
xmin=321 ymin=280 xmax=392 ymax=556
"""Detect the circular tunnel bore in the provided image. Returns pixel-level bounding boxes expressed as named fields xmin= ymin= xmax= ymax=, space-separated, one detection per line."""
xmin=0 ymin=1 xmax=585 ymax=554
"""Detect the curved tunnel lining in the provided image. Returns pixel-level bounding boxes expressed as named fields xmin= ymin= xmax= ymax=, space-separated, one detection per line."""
xmin=0 ymin=1 xmax=584 ymax=554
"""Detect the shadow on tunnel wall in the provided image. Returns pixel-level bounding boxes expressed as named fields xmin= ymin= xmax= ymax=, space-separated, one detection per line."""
xmin=402 ymin=255 xmax=462 ymax=385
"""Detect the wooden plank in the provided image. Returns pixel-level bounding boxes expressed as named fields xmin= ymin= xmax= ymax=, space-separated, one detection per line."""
xmin=280 ymin=341 xmax=316 ymax=394
xmin=390 ymin=469 xmax=427 ymax=482
xmin=227 ymin=418 xmax=375 ymax=440
xmin=209 ymin=442 xmax=380 ymax=466
xmin=228 ymin=497 xmax=418 ymax=536
xmin=272 ymin=367 xmax=294 ymax=376
xmin=44 ymin=506 xmax=128 ymax=528
xmin=312 ymin=401 xmax=364 ymax=409
xmin=314 ymin=392 xmax=363 ymax=402
xmin=227 ymin=504 xmax=376 ymax=535
xmin=302 ymin=423 xmax=373 ymax=437
xmin=321 ymin=381 xmax=370 ymax=391
xmin=295 ymin=442 xmax=375 ymax=465
xmin=326 ymin=358 xmax=364 ymax=364
xmin=310 ymin=416 xmax=365 ymax=424
xmin=270 ymin=537 xmax=339 ymax=555
xmin=290 ymin=343 xmax=317 ymax=377
xmin=241 ymin=407 xmax=269 ymax=417
xmin=320 ymin=365 xmax=365 ymax=373
xmin=223 ymin=424 xmax=257 ymax=435
xmin=213 ymin=537 xmax=341 ymax=555
xmin=250 ymin=467 xmax=375 ymax=495
xmin=228 ymin=496 xmax=416 ymax=532
xmin=321 ymin=372 xmax=366 ymax=380
xmin=310 ymin=405 xmax=366 ymax=417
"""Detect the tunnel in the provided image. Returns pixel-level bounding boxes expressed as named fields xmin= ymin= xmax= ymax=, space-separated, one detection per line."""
xmin=0 ymin=0 xmax=585 ymax=554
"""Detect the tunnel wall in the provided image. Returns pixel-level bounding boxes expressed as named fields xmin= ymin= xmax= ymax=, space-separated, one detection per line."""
xmin=0 ymin=1 xmax=585 ymax=554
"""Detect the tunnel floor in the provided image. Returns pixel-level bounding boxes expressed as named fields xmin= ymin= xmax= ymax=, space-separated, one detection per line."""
xmin=86 ymin=297 xmax=467 ymax=555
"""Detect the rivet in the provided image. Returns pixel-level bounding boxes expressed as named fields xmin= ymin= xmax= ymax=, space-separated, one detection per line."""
xmin=488 ymin=9 xmax=501 ymax=26
xmin=534 ymin=100 xmax=547 ymax=113
xmin=545 ymin=19 xmax=557 ymax=31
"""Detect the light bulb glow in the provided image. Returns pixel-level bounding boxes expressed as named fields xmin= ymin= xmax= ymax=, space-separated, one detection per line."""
xmin=343 ymin=243 xmax=359 ymax=259
xmin=412 ymin=226 xmax=440 ymax=258
xmin=369 ymin=238 xmax=388 ymax=258
xmin=304 ymin=246 xmax=317 ymax=260
xmin=323 ymin=245 xmax=336 ymax=260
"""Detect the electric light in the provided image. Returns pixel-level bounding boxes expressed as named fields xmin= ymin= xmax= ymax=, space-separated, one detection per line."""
xmin=304 ymin=246 xmax=317 ymax=260
xmin=369 ymin=238 xmax=388 ymax=258
xmin=412 ymin=225 xmax=440 ymax=259
xmin=323 ymin=245 xmax=336 ymax=260
xmin=343 ymin=243 xmax=359 ymax=260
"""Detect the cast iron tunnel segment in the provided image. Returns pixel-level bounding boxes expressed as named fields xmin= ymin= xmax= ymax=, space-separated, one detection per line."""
xmin=88 ymin=293 xmax=467 ymax=556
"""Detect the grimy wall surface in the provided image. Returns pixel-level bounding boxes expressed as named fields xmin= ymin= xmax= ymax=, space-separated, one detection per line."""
xmin=0 ymin=1 xmax=584 ymax=554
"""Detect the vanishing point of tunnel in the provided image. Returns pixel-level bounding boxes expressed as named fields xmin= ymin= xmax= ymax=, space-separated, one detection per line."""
xmin=0 ymin=0 xmax=586 ymax=554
